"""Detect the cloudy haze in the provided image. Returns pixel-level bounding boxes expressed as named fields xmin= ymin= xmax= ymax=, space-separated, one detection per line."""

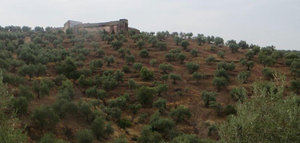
xmin=0 ymin=0 xmax=299 ymax=50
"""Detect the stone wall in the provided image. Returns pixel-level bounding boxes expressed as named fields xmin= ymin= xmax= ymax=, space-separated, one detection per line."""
xmin=63 ymin=19 xmax=129 ymax=33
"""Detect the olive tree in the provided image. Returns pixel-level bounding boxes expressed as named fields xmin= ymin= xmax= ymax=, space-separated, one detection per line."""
xmin=169 ymin=105 xmax=191 ymax=122
xmin=76 ymin=129 xmax=94 ymax=143
xmin=159 ymin=63 xmax=173 ymax=74
xmin=169 ymin=73 xmax=182 ymax=84
xmin=218 ymin=79 xmax=298 ymax=143
xmin=136 ymin=86 xmax=157 ymax=106
xmin=230 ymin=87 xmax=247 ymax=102
xmin=140 ymin=67 xmax=154 ymax=81
xmin=181 ymin=40 xmax=189 ymax=50
xmin=31 ymin=106 xmax=59 ymax=130
xmin=213 ymin=76 xmax=228 ymax=91
xmin=202 ymin=91 xmax=217 ymax=107
xmin=186 ymin=62 xmax=199 ymax=74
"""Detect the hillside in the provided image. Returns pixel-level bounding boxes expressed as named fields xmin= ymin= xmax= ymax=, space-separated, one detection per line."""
xmin=0 ymin=26 xmax=299 ymax=143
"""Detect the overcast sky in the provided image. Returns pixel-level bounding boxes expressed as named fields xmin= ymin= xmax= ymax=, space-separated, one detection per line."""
xmin=0 ymin=0 xmax=299 ymax=50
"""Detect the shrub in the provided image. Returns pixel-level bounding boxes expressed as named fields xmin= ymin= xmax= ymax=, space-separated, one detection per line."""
xmin=229 ymin=43 xmax=239 ymax=53
xmin=90 ymin=41 xmax=99 ymax=49
xmin=136 ymin=40 xmax=146 ymax=49
xmin=78 ymin=69 xmax=92 ymax=77
xmin=290 ymin=59 xmax=300 ymax=78
xmin=39 ymin=133 xmax=67 ymax=143
xmin=137 ymin=125 xmax=162 ymax=143
xmin=208 ymin=125 xmax=218 ymax=137
xmin=202 ymin=91 xmax=217 ymax=107
xmin=113 ymin=136 xmax=128 ymax=143
xmin=94 ymin=89 xmax=108 ymax=104
xmin=150 ymin=117 xmax=175 ymax=134
xmin=157 ymin=42 xmax=167 ymax=51
xmin=161 ymin=74 xmax=169 ymax=82
xmin=171 ymin=134 xmax=205 ymax=143
xmin=54 ymin=74 xmax=67 ymax=86
xmin=138 ymin=113 xmax=149 ymax=124
xmin=230 ymin=87 xmax=247 ymax=102
xmin=114 ymin=70 xmax=124 ymax=83
xmin=125 ymin=55 xmax=135 ymax=65
xmin=77 ymin=75 xmax=93 ymax=87
xmin=218 ymin=79 xmax=298 ymax=143
xmin=2 ymin=72 xmax=25 ymax=85
xmin=155 ymin=83 xmax=168 ymax=96
xmin=245 ymin=50 xmax=255 ymax=60
xmin=261 ymin=56 xmax=275 ymax=67
xmin=136 ymin=86 xmax=156 ymax=106
xmin=244 ymin=61 xmax=254 ymax=71
xmin=104 ymin=56 xmax=115 ymax=66
xmin=217 ymin=51 xmax=225 ymax=58
xmin=128 ymin=79 xmax=137 ymax=90
xmin=190 ymin=49 xmax=198 ymax=57
xmin=18 ymin=64 xmax=46 ymax=79
xmin=111 ymin=40 xmax=123 ymax=50
xmin=16 ymin=85 xmax=34 ymax=100
xmin=290 ymin=80 xmax=300 ymax=94
xmin=85 ymin=86 xmax=98 ymax=97
xmin=252 ymin=46 xmax=260 ymax=54
xmin=214 ymin=37 xmax=224 ymax=46
xmin=213 ymin=76 xmax=228 ymax=91
xmin=237 ymin=71 xmax=250 ymax=84
xmin=108 ymin=94 xmax=129 ymax=109
xmin=89 ymin=59 xmax=103 ymax=72
xmin=31 ymin=106 xmax=59 ymax=130
xmin=206 ymin=56 xmax=216 ymax=64
xmin=58 ymin=79 xmax=75 ymax=99
xmin=159 ymin=63 xmax=173 ymax=74
xmin=192 ymin=72 xmax=203 ymax=84
xmin=174 ymin=36 xmax=182 ymax=46
xmin=238 ymin=40 xmax=249 ymax=49
xmin=262 ymin=67 xmax=275 ymax=80
xmin=91 ymin=117 xmax=113 ymax=140
xmin=133 ymin=63 xmax=143 ymax=71
xmin=33 ymin=79 xmax=54 ymax=99
xmin=223 ymin=105 xmax=237 ymax=115
xmin=76 ymin=129 xmax=94 ymax=143
xmin=149 ymin=59 xmax=158 ymax=67
xmin=214 ymin=68 xmax=229 ymax=80
xmin=165 ymin=53 xmax=176 ymax=62
xmin=181 ymin=40 xmax=189 ymax=50
xmin=122 ymin=65 xmax=130 ymax=73
xmin=169 ymin=105 xmax=191 ymax=122
xmin=217 ymin=62 xmax=235 ymax=71
xmin=11 ymin=97 xmax=28 ymax=115
xmin=104 ymin=107 xmax=122 ymax=120
xmin=186 ymin=62 xmax=199 ymax=74
xmin=0 ymin=72 xmax=28 ymax=142
xmin=129 ymin=103 xmax=142 ymax=120
xmin=177 ymin=53 xmax=186 ymax=64
xmin=140 ymin=67 xmax=154 ymax=81
xmin=56 ymin=58 xmax=78 ymax=79
xmin=139 ymin=49 xmax=149 ymax=58
xmin=284 ymin=52 xmax=298 ymax=66
xmin=52 ymin=98 xmax=78 ymax=118
xmin=153 ymin=98 xmax=167 ymax=112
xmin=101 ymin=75 xmax=118 ymax=91
xmin=118 ymin=118 xmax=132 ymax=129
xmin=210 ymin=45 xmax=217 ymax=52
xmin=169 ymin=73 xmax=181 ymax=84
xmin=78 ymin=102 xmax=94 ymax=122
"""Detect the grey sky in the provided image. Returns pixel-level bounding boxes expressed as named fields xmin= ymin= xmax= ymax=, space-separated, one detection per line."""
xmin=0 ymin=0 xmax=299 ymax=50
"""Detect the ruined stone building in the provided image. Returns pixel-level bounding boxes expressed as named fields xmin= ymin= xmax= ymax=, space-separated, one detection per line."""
xmin=63 ymin=19 xmax=139 ymax=34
